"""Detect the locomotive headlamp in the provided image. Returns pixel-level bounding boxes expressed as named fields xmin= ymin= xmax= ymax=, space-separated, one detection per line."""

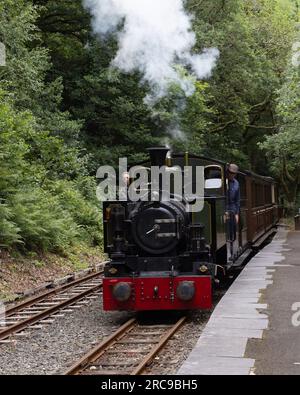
xmin=112 ymin=282 xmax=131 ymax=302
xmin=199 ymin=265 xmax=208 ymax=273
xmin=176 ymin=281 xmax=195 ymax=302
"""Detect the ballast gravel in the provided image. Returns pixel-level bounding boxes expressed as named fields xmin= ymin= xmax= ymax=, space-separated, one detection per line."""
xmin=0 ymin=295 xmax=132 ymax=375
xmin=0 ymin=288 xmax=226 ymax=375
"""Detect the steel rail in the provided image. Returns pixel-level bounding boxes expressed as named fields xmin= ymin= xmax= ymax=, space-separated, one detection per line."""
xmin=131 ymin=316 xmax=187 ymax=375
xmin=0 ymin=279 xmax=103 ymax=341
xmin=64 ymin=318 xmax=137 ymax=375
xmin=5 ymin=270 xmax=105 ymax=317
xmin=64 ymin=316 xmax=187 ymax=376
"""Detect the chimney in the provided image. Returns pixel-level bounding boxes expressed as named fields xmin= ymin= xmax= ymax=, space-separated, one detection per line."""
xmin=148 ymin=147 xmax=170 ymax=167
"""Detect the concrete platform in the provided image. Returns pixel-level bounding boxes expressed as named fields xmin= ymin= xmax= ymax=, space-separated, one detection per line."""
xmin=178 ymin=228 xmax=300 ymax=375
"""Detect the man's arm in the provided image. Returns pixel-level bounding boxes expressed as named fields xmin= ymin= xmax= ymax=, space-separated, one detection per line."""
xmin=235 ymin=181 xmax=241 ymax=224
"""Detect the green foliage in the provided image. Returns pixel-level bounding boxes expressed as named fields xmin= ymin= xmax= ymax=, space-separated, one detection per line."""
xmin=48 ymin=179 xmax=102 ymax=245
xmin=0 ymin=202 xmax=21 ymax=247
xmin=0 ymin=0 xmax=82 ymax=141
xmin=185 ymin=0 xmax=296 ymax=168
xmin=1 ymin=0 xmax=300 ymax=252
xmin=10 ymin=188 xmax=79 ymax=252
xmin=0 ymin=91 xmax=102 ymax=252
xmin=68 ymin=47 xmax=160 ymax=169
xmin=33 ymin=0 xmax=298 ymax=172
xmin=260 ymin=57 xmax=300 ymax=210
xmin=0 ymin=0 xmax=103 ymax=253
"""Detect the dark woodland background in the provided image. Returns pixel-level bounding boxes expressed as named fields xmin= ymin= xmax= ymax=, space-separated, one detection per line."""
xmin=0 ymin=0 xmax=299 ymax=254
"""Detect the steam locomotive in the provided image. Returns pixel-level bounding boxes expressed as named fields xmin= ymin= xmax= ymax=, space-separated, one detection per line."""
xmin=102 ymin=147 xmax=279 ymax=311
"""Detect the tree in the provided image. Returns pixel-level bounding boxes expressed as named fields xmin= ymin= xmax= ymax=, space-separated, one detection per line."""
xmin=260 ymin=57 xmax=300 ymax=212
xmin=1 ymin=0 xmax=299 ymax=254
xmin=34 ymin=0 xmax=298 ymax=172
xmin=0 ymin=0 xmax=81 ymax=142
xmin=0 ymin=1 xmax=102 ymax=252
xmin=186 ymin=0 xmax=296 ymax=169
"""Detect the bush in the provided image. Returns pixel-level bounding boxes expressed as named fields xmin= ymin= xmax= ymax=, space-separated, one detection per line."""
xmin=47 ymin=180 xmax=102 ymax=246
xmin=0 ymin=202 xmax=21 ymax=247
xmin=0 ymin=91 xmax=102 ymax=253
xmin=10 ymin=189 xmax=80 ymax=252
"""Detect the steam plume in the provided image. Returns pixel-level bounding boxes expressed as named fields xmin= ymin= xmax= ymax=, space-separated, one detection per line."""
xmin=84 ymin=0 xmax=219 ymax=103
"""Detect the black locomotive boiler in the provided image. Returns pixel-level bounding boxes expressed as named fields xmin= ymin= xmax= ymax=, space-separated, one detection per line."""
xmin=102 ymin=148 xmax=279 ymax=311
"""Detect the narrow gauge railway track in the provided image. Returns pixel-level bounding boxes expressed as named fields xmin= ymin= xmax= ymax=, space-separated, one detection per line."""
xmin=64 ymin=316 xmax=187 ymax=375
xmin=0 ymin=270 xmax=105 ymax=343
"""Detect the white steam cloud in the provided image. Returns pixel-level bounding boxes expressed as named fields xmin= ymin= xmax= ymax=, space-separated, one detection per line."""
xmin=84 ymin=0 xmax=219 ymax=103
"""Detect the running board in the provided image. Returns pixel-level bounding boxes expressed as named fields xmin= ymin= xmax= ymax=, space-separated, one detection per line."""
xmin=252 ymin=228 xmax=277 ymax=250
xmin=226 ymin=248 xmax=253 ymax=270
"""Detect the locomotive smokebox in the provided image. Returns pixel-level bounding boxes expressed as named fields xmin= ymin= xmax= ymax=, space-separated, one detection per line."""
xmin=148 ymin=147 xmax=170 ymax=167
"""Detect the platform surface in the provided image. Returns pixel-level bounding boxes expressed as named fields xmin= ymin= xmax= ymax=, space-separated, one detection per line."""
xmin=178 ymin=227 xmax=300 ymax=375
